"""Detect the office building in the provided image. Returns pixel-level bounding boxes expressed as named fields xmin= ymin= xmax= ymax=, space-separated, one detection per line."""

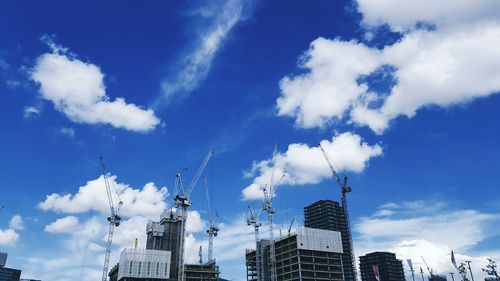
xmin=304 ymin=200 xmax=355 ymax=281
xmin=246 ymin=227 xmax=344 ymax=281
xmin=359 ymin=252 xmax=404 ymax=281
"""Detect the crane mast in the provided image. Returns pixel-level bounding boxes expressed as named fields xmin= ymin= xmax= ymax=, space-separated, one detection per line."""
xmin=100 ymin=157 xmax=123 ymax=281
xmin=203 ymin=177 xmax=219 ymax=264
xmin=247 ymin=205 xmax=262 ymax=281
xmin=262 ymin=144 xmax=281 ymax=281
xmin=174 ymin=150 xmax=213 ymax=281
xmin=421 ymin=256 xmax=435 ymax=277
xmin=319 ymin=144 xmax=357 ymax=281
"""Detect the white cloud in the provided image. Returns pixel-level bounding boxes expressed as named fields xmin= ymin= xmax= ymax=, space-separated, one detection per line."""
xmin=156 ymin=0 xmax=250 ymax=106
xmin=356 ymin=0 xmax=500 ymax=32
xmin=59 ymin=127 xmax=75 ymax=138
xmin=277 ymin=38 xmax=381 ymax=129
xmin=354 ymin=201 xmax=500 ymax=280
xmin=39 ymin=175 xmax=168 ymax=219
xmin=9 ymin=214 xmax=24 ymax=230
xmin=277 ymin=3 xmax=500 ymax=134
xmin=0 ymin=229 xmax=19 ymax=246
xmin=23 ymin=106 xmax=41 ymax=119
xmin=44 ymin=216 xmax=79 ymax=233
xmin=186 ymin=210 xmax=204 ymax=233
xmin=242 ymin=132 xmax=382 ymax=200
xmin=31 ymin=38 xmax=160 ymax=132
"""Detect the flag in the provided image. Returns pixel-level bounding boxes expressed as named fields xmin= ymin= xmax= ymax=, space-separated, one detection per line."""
xmin=407 ymin=259 xmax=414 ymax=271
xmin=372 ymin=264 xmax=381 ymax=281
xmin=451 ymin=250 xmax=458 ymax=269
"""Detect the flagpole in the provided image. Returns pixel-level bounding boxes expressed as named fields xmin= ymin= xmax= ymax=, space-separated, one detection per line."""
xmin=465 ymin=261 xmax=475 ymax=281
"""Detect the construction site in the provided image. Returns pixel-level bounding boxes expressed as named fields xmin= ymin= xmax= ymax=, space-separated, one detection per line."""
xmin=61 ymin=147 xmax=498 ymax=281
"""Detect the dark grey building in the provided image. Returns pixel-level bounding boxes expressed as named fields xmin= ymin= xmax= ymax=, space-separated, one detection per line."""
xmin=0 ymin=252 xmax=21 ymax=281
xmin=146 ymin=209 xmax=184 ymax=280
xmin=246 ymin=227 xmax=345 ymax=281
xmin=359 ymin=252 xmax=404 ymax=281
xmin=429 ymin=276 xmax=447 ymax=281
xmin=304 ymin=200 xmax=355 ymax=281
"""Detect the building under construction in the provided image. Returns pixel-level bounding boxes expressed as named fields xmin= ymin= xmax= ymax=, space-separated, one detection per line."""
xmin=246 ymin=227 xmax=345 ymax=281
xmin=146 ymin=209 xmax=185 ymax=280
xmin=304 ymin=200 xmax=356 ymax=281
xmin=184 ymin=262 xmax=220 ymax=281
xmin=358 ymin=252 xmax=405 ymax=281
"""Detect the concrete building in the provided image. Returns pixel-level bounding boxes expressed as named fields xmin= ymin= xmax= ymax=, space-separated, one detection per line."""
xmin=0 ymin=253 xmax=21 ymax=281
xmin=184 ymin=263 xmax=220 ymax=281
xmin=146 ymin=209 xmax=185 ymax=280
xmin=246 ymin=227 xmax=344 ymax=281
xmin=304 ymin=200 xmax=356 ymax=281
xmin=109 ymin=248 xmax=170 ymax=281
xmin=359 ymin=252 xmax=405 ymax=281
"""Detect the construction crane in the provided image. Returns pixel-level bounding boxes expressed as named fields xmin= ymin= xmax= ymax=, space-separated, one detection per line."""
xmin=247 ymin=205 xmax=262 ymax=281
xmin=173 ymin=150 xmax=214 ymax=281
xmin=421 ymin=256 xmax=435 ymax=278
xmin=319 ymin=143 xmax=357 ymax=281
xmin=262 ymin=144 xmax=284 ymax=281
xmin=100 ymin=157 xmax=123 ymax=281
xmin=203 ymin=177 xmax=219 ymax=264
xmin=287 ymin=217 xmax=296 ymax=236
xmin=198 ymin=245 xmax=203 ymax=265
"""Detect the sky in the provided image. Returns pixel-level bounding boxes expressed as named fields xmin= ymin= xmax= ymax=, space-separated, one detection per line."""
xmin=1 ymin=0 xmax=500 ymax=280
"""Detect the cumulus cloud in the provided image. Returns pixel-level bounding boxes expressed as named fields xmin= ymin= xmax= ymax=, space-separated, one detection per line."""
xmin=9 ymin=214 xmax=24 ymax=230
xmin=354 ymin=201 xmax=500 ymax=280
xmin=39 ymin=175 xmax=168 ymax=219
xmin=31 ymin=37 xmax=160 ymax=132
xmin=156 ymin=0 xmax=252 ymax=106
xmin=277 ymin=1 xmax=500 ymax=134
xmin=357 ymin=0 xmax=500 ymax=32
xmin=0 ymin=229 xmax=19 ymax=246
xmin=44 ymin=216 xmax=79 ymax=233
xmin=242 ymin=132 xmax=382 ymax=200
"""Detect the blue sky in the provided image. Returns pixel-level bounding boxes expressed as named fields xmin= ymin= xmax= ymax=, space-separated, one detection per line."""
xmin=1 ymin=0 xmax=500 ymax=280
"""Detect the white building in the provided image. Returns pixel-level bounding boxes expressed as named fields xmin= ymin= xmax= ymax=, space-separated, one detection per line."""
xmin=117 ymin=248 xmax=171 ymax=280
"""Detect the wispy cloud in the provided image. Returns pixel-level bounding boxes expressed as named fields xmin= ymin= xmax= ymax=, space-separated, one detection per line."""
xmin=154 ymin=0 xmax=255 ymax=107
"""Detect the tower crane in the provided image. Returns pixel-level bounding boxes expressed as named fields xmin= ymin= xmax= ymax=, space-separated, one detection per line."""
xmin=262 ymin=144 xmax=286 ymax=281
xmin=247 ymin=205 xmax=262 ymax=281
xmin=287 ymin=217 xmax=296 ymax=236
xmin=319 ymin=143 xmax=357 ymax=281
xmin=174 ymin=150 xmax=214 ymax=281
xmin=203 ymin=177 xmax=219 ymax=264
xmin=421 ymin=256 xmax=435 ymax=278
xmin=100 ymin=157 xmax=123 ymax=281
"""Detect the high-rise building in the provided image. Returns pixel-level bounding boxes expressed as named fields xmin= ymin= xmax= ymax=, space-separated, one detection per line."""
xmin=146 ymin=209 xmax=185 ymax=280
xmin=358 ymin=252 xmax=405 ymax=281
xmin=304 ymin=200 xmax=355 ymax=281
xmin=246 ymin=227 xmax=345 ymax=281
